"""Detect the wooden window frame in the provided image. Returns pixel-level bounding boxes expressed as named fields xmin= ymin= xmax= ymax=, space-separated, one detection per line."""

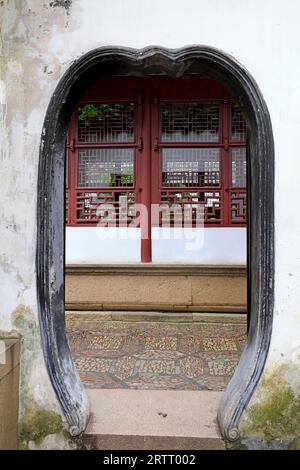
xmin=66 ymin=77 xmax=247 ymax=231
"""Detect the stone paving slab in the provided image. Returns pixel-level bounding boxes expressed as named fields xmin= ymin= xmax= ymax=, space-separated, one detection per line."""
xmin=85 ymin=389 xmax=225 ymax=450
xmin=66 ymin=314 xmax=246 ymax=391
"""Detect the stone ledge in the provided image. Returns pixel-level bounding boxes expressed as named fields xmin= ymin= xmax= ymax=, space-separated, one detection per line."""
xmin=65 ymin=302 xmax=247 ymax=313
xmin=66 ymin=264 xmax=247 ymax=277
xmin=66 ymin=310 xmax=247 ymax=323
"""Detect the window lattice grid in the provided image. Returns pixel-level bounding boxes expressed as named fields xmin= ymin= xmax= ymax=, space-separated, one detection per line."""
xmin=162 ymin=148 xmax=220 ymax=187
xmin=230 ymin=190 xmax=247 ymax=223
xmin=76 ymin=190 xmax=137 ymax=225
xmin=231 ymin=103 xmax=247 ymax=142
xmin=78 ymin=148 xmax=134 ymax=188
xmin=78 ymin=103 xmax=135 ymax=143
xmin=231 ymin=147 xmax=246 ymax=187
xmin=161 ymin=102 xmax=220 ymax=142
xmin=160 ymin=190 xmax=222 ymax=225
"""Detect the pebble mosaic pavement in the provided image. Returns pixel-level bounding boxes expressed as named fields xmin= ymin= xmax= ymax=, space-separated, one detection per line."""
xmin=66 ymin=316 xmax=247 ymax=391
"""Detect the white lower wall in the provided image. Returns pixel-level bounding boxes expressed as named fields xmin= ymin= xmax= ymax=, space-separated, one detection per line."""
xmin=66 ymin=227 xmax=141 ymax=263
xmin=65 ymin=227 xmax=246 ymax=264
xmin=152 ymin=227 xmax=246 ymax=264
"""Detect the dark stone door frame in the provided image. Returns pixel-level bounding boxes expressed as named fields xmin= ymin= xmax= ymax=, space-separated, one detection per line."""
xmin=36 ymin=46 xmax=274 ymax=440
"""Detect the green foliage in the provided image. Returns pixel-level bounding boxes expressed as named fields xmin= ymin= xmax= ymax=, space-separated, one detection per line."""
xmin=78 ymin=103 xmax=132 ymax=122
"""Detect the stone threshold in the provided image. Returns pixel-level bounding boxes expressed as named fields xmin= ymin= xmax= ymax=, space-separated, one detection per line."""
xmin=66 ymin=303 xmax=247 ymax=313
xmin=66 ymin=310 xmax=247 ymax=323
xmin=66 ymin=263 xmax=247 ymax=277
xmin=84 ymin=389 xmax=225 ymax=450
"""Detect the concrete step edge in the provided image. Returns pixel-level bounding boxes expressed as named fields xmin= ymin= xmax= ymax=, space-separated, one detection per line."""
xmin=66 ymin=310 xmax=247 ymax=323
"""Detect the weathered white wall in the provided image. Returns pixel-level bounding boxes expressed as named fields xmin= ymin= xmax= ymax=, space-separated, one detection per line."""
xmin=1 ymin=0 xmax=300 ymax=447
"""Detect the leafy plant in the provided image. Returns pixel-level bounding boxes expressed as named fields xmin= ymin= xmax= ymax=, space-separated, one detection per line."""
xmin=78 ymin=103 xmax=133 ymax=122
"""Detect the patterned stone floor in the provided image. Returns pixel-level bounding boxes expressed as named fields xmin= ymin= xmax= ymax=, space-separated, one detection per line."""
xmin=66 ymin=315 xmax=246 ymax=391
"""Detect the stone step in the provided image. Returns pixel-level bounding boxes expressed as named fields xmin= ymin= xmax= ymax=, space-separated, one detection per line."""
xmin=84 ymin=389 xmax=225 ymax=450
xmin=66 ymin=310 xmax=247 ymax=324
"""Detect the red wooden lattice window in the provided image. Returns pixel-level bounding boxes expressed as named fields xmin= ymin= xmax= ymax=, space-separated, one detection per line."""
xmin=66 ymin=78 xmax=143 ymax=227
xmin=66 ymin=77 xmax=247 ymax=259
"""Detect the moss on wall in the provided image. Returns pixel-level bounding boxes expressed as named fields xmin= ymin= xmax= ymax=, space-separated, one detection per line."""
xmin=241 ymin=367 xmax=300 ymax=442
xmin=12 ymin=305 xmax=41 ymax=414
xmin=12 ymin=308 xmax=64 ymax=449
xmin=19 ymin=409 xmax=64 ymax=448
xmin=11 ymin=307 xmax=84 ymax=449
xmin=18 ymin=407 xmax=85 ymax=449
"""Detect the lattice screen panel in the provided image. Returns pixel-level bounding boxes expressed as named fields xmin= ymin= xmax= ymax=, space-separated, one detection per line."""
xmin=78 ymin=103 xmax=134 ymax=143
xmin=231 ymin=103 xmax=247 ymax=142
xmin=160 ymin=190 xmax=222 ymax=225
xmin=231 ymin=147 xmax=246 ymax=187
xmin=230 ymin=190 xmax=246 ymax=223
xmin=78 ymin=148 xmax=134 ymax=188
xmin=67 ymin=79 xmax=247 ymax=230
xmin=76 ymin=190 xmax=137 ymax=225
xmin=162 ymin=148 xmax=220 ymax=187
xmin=161 ymin=102 xmax=220 ymax=142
